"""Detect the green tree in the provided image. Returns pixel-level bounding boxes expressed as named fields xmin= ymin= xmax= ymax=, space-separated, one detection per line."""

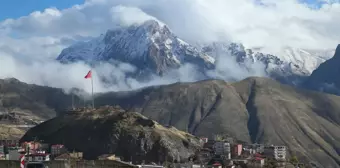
xmin=289 ymin=156 xmax=299 ymax=165
xmin=263 ymin=158 xmax=277 ymax=168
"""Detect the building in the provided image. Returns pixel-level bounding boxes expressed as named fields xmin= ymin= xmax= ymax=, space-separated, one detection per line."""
xmin=25 ymin=151 xmax=50 ymax=162
xmin=8 ymin=149 xmax=21 ymax=160
xmin=200 ymin=137 xmax=208 ymax=144
xmin=54 ymin=152 xmax=83 ymax=160
xmin=241 ymin=148 xmax=254 ymax=157
xmin=232 ymin=144 xmax=242 ymax=157
xmin=0 ymin=140 xmax=19 ymax=147
xmin=51 ymin=144 xmax=67 ymax=157
xmin=264 ymin=146 xmax=286 ymax=161
xmin=21 ymin=141 xmax=48 ymax=152
xmin=54 ymin=153 xmax=72 ymax=161
xmin=69 ymin=152 xmax=83 ymax=160
xmin=98 ymin=154 xmax=119 ymax=160
xmin=195 ymin=148 xmax=213 ymax=164
xmin=252 ymin=144 xmax=264 ymax=154
xmin=249 ymin=157 xmax=265 ymax=168
xmin=213 ymin=141 xmax=231 ymax=159
xmin=204 ymin=140 xmax=216 ymax=149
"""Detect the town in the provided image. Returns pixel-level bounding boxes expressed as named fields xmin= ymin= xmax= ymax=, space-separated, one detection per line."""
xmin=0 ymin=135 xmax=307 ymax=168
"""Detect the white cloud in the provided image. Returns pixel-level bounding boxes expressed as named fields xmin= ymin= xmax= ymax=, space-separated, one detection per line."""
xmin=0 ymin=0 xmax=340 ymax=93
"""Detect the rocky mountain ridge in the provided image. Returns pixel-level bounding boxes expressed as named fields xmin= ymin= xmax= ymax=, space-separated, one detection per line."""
xmin=56 ymin=19 xmax=334 ymax=85
xmin=0 ymin=78 xmax=81 ymax=120
xmin=305 ymin=44 xmax=340 ymax=95
xmin=1 ymin=77 xmax=340 ymax=167
xmin=57 ymin=20 xmax=215 ymax=77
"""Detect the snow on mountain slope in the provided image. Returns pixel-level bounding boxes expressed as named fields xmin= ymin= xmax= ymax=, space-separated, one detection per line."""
xmin=57 ymin=19 xmax=334 ymax=86
xmin=57 ymin=20 xmax=215 ymax=75
xmin=265 ymin=47 xmax=334 ymax=75
xmin=201 ymin=42 xmax=334 ymax=77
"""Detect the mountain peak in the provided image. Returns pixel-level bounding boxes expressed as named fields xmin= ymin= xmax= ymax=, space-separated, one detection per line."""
xmin=57 ymin=19 xmax=214 ymax=76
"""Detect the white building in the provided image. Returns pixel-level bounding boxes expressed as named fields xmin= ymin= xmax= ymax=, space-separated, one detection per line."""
xmin=213 ymin=141 xmax=231 ymax=159
xmin=264 ymin=146 xmax=286 ymax=161
xmin=273 ymin=146 xmax=286 ymax=160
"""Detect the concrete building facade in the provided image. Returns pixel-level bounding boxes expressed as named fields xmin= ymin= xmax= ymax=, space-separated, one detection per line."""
xmin=264 ymin=146 xmax=286 ymax=161
xmin=213 ymin=141 xmax=231 ymax=158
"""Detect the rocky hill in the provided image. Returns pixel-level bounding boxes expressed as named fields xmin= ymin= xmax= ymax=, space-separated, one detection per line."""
xmin=93 ymin=77 xmax=340 ymax=167
xmin=20 ymin=106 xmax=202 ymax=163
xmin=0 ymin=124 xmax=26 ymax=140
xmin=0 ymin=78 xmax=79 ymax=120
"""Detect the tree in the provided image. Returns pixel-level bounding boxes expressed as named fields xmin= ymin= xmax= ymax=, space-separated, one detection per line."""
xmin=263 ymin=158 xmax=277 ymax=168
xmin=289 ymin=156 xmax=299 ymax=165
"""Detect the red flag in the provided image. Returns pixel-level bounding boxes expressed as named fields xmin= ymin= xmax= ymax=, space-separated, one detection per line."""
xmin=84 ymin=70 xmax=92 ymax=79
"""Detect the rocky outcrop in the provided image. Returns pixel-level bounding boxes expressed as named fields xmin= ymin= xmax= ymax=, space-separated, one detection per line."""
xmin=20 ymin=106 xmax=202 ymax=164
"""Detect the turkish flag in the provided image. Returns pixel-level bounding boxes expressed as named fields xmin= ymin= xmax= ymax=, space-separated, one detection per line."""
xmin=84 ymin=70 xmax=92 ymax=79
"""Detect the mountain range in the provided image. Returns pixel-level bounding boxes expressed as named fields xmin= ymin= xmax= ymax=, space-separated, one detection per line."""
xmin=2 ymin=76 xmax=340 ymax=167
xmin=56 ymin=19 xmax=335 ymax=86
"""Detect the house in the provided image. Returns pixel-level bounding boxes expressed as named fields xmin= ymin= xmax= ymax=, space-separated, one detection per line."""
xmin=54 ymin=152 xmax=83 ymax=161
xmin=8 ymin=149 xmax=21 ymax=160
xmin=21 ymin=141 xmax=48 ymax=152
xmin=0 ymin=139 xmax=19 ymax=147
xmin=232 ymin=144 xmax=242 ymax=158
xmin=69 ymin=152 xmax=83 ymax=159
xmin=252 ymin=144 xmax=264 ymax=154
xmin=50 ymin=144 xmax=67 ymax=157
xmin=204 ymin=140 xmax=216 ymax=149
xmin=26 ymin=152 xmax=50 ymax=162
xmin=98 ymin=154 xmax=119 ymax=160
xmin=207 ymin=156 xmax=233 ymax=168
xmin=253 ymin=157 xmax=265 ymax=167
xmin=54 ymin=153 xmax=71 ymax=161
xmin=241 ymin=148 xmax=253 ymax=157
xmin=200 ymin=137 xmax=208 ymax=144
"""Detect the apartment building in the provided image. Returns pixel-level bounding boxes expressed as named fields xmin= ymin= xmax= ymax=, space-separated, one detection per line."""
xmin=264 ymin=146 xmax=286 ymax=161
xmin=213 ymin=141 xmax=231 ymax=159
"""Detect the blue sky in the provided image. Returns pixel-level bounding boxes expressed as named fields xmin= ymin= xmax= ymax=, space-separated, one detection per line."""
xmin=0 ymin=0 xmax=329 ymax=21
xmin=0 ymin=0 xmax=85 ymax=21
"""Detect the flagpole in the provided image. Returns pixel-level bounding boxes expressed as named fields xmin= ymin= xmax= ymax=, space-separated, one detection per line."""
xmin=91 ymin=69 xmax=94 ymax=109
xmin=72 ymin=93 xmax=74 ymax=110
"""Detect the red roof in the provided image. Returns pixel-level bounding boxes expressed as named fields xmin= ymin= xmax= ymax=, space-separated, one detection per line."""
xmin=28 ymin=153 xmax=50 ymax=156
xmin=255 ymin=153 xmax=262 ymax=157
xmin=255 ymin=157 xmax=264 ymax=161
xmin=213 ymin=162 xmax=221 ymax=166
xmin=51 ymin=144 xmax=64 ymax=147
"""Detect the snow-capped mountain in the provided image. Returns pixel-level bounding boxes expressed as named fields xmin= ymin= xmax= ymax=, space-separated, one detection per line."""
xmin=57 ymin=20 xmax=215 ymax=76
xmin=57 ymin=19 xmax=334 ymax=85
xmin=200 ymin=42 xmax=334 ymax=84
